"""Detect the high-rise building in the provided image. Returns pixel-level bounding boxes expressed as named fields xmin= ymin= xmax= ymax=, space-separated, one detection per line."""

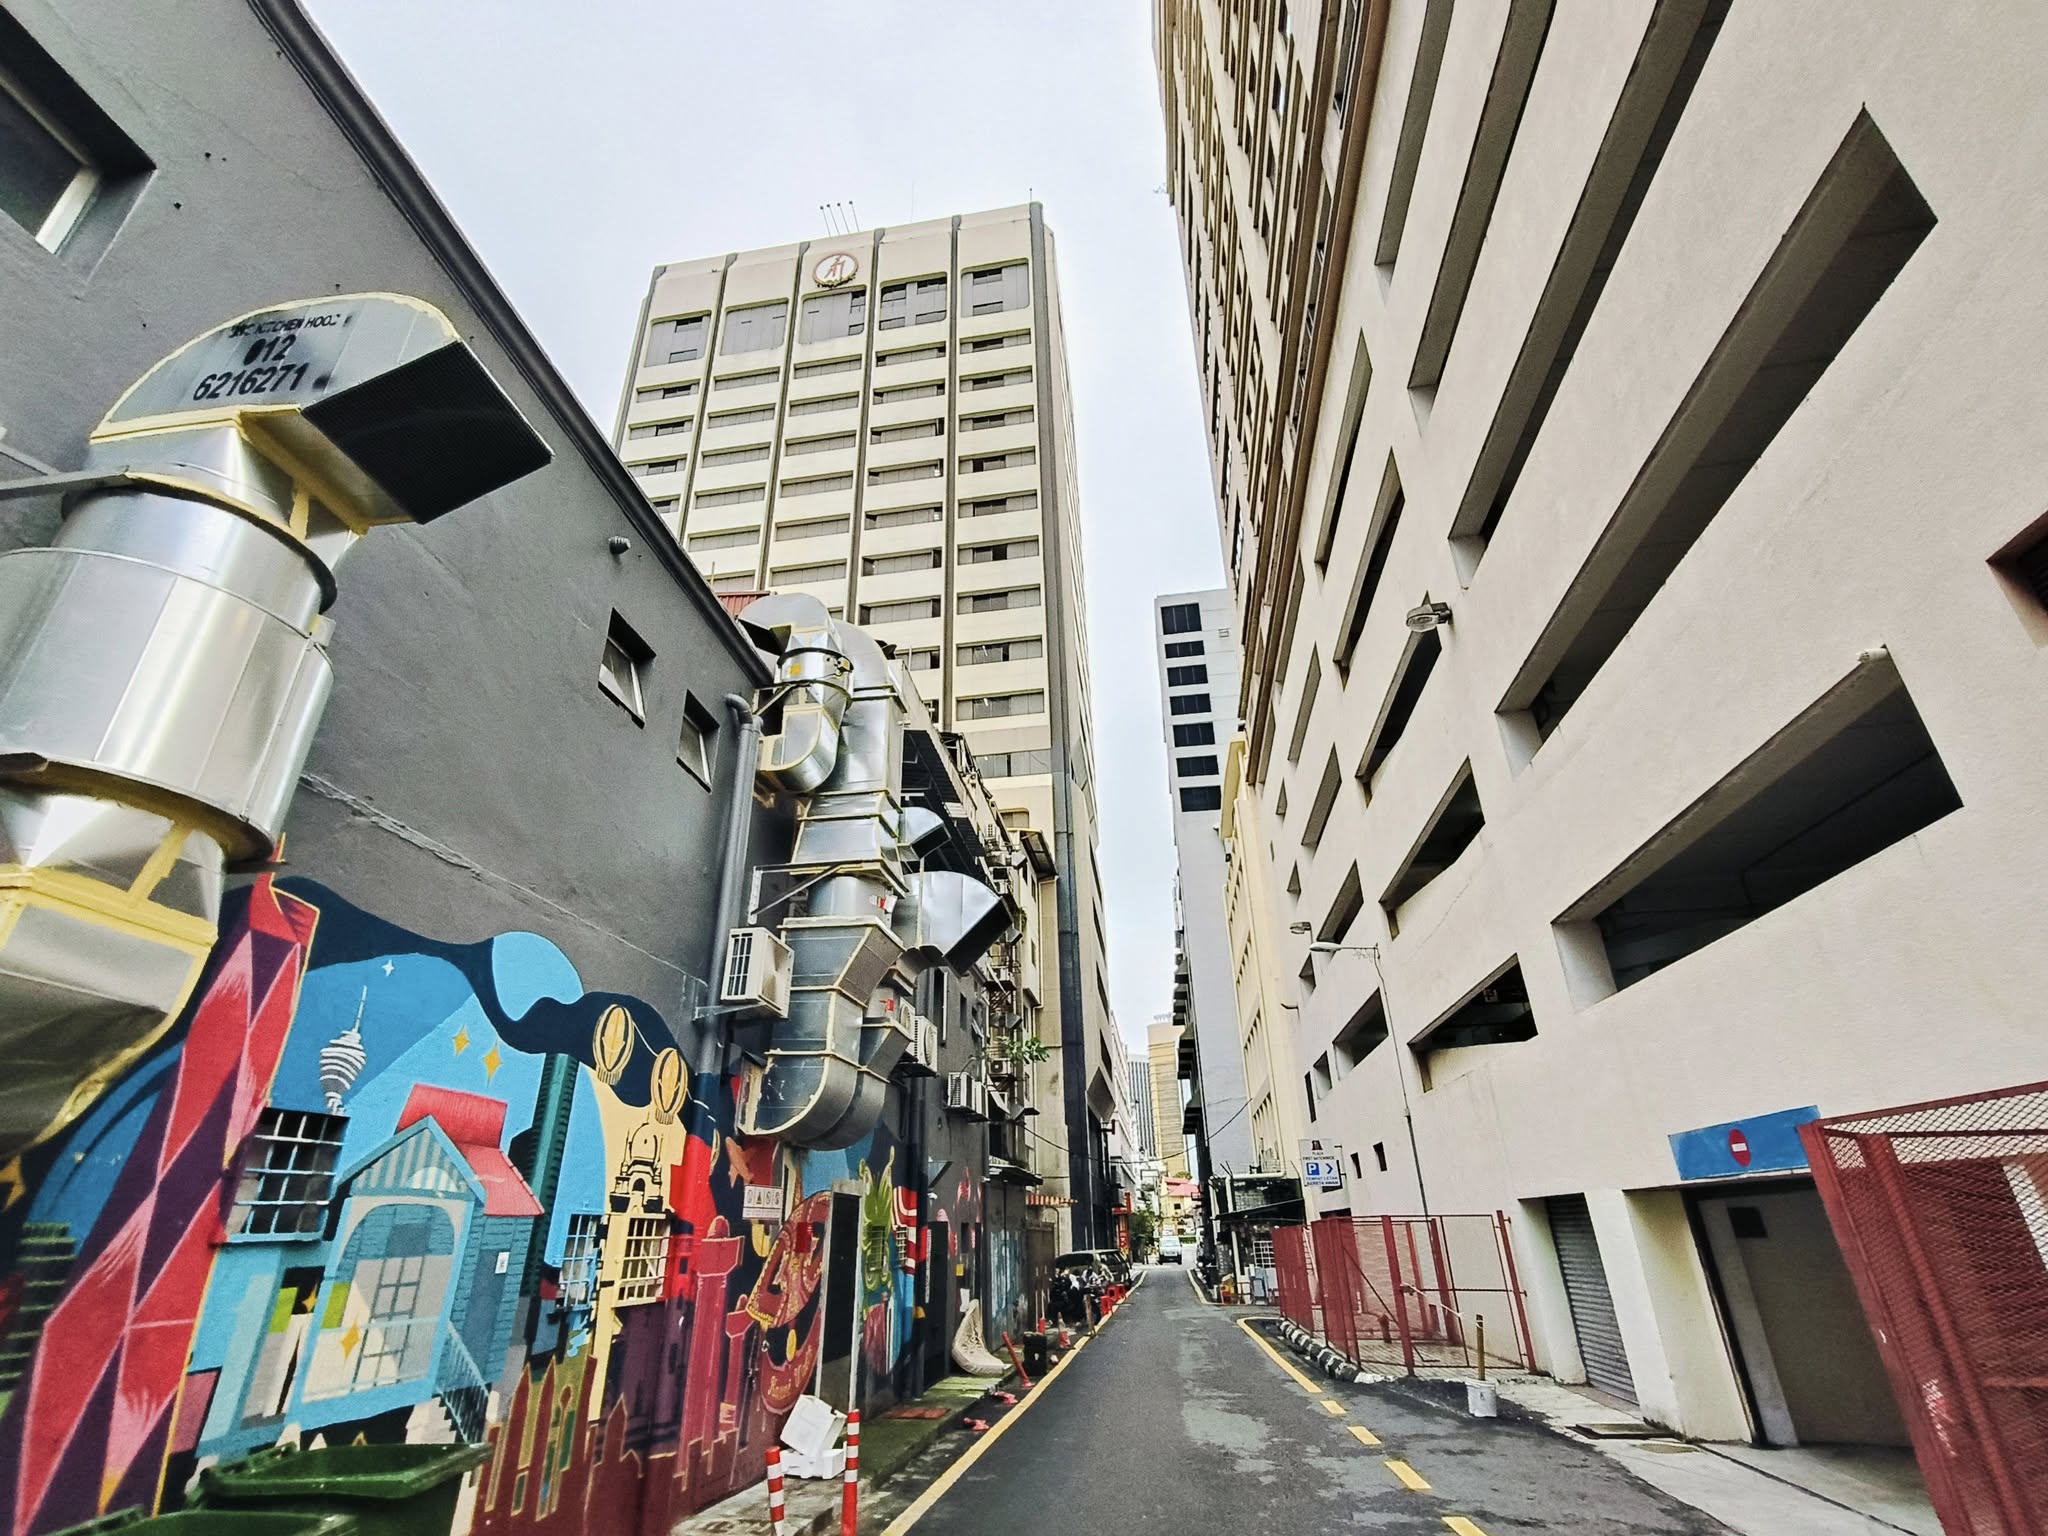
xmin=616 ymin=205 xmax=1120 ymax=1245
xmin=1156 ymin=0 xmax=2048 ymax=1499
xmin=1129 ymin=1055 xmax=1157 ymax=1158
xmin=1146 ymin=1019 xmax=1190 ymax=1180
xmin=1154 ymin=590 xmax=1252 ymax=1186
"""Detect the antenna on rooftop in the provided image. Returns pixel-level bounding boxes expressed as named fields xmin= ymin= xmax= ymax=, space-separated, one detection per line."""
xmin=848 ymin=200 xmax=861 ymax=229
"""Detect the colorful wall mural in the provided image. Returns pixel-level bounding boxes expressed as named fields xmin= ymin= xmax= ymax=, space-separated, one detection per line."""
xmin=0 ymin=875 xmax=935 ymax=1536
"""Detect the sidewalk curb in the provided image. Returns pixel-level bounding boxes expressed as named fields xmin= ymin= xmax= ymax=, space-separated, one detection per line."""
xmin=1271 ymin=1317 xmax=1375 ymax=1384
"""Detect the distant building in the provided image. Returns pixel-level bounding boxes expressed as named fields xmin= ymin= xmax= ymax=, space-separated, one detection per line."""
xmin=1128 ymin=1056 xmax=1157 ymax=1158
xmin=1146 ymin=1020 xmax=1190 ymax=1181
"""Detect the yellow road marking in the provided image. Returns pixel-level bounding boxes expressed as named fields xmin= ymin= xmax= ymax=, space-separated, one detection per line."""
xmin=1234 ymin=1316 xmax=1322 ymax=1394
xmin=1347 ymin=1423 xmax=1382 ymax=1448
xmin=1443 ymin=1520 xmax=1490 ymax=1536
xmin=1319 ymin=1397 xmax=1345 ymax=1416
xmin=879 ymin=1331 xmax=1091 ymax=1535
xmin=1385 ymin=1459 xmax=1431 ymax=1492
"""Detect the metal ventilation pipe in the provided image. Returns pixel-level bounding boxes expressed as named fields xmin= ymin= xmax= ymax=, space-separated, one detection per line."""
xmin=0 ymin=293 xmax=550 ymax=1159
xmin=738 ymin=593 xmax=1006 ymax=1148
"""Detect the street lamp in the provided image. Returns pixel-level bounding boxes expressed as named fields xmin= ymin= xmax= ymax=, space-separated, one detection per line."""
xmin=1284 ymin=928 xmax=1432 ymax=1216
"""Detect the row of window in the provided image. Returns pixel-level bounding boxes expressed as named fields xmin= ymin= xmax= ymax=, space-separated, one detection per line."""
xmin=859 ymin=585 xmax=1040 ymax=624
xmin=639 ymin=267 xmax=1029 ymax=372
xmin=597 ymin=612 xmax=719 ymax=785
xmin=683 ymin=489 xmax=1039 ymax=524
xmin=636 ymin=363 xmax=1029 ymax=417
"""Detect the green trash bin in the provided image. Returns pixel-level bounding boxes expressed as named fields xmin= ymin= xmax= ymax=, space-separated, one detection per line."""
xmin=196 ymin=1444 xmax=489 ymax=1536
xmin=52 ymin=1508 xmax=356 ymax=1536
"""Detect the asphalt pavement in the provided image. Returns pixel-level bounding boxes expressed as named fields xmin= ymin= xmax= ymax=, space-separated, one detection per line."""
xmin=877 ymin=1265 xmax=1735 ymax=1535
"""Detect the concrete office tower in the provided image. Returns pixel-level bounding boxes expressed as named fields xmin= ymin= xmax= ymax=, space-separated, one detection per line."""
xmin=1129 ymin=1055 xmax=1157 ymax=1159
xmin=1154 ymin=592 xmax=1252 ymax=1181
xmin=1155 ymin=0 xmax=2048 ymax=1493
xmin=1146 ymin=1019 xmax=1190 ymax=1180
xmin=616 ymin=205 xmax=1119 ymax=1246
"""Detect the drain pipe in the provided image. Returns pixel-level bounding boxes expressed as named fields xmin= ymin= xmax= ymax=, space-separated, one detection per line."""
xmin=699 ymin=691 xmax=763 ymax=1076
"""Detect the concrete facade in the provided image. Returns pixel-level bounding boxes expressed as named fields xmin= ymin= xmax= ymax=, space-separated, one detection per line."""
xmin=1147 ymin=1020 xmax=1191 ymax=1180
xmin=1157 ymin=0 xmax=2048 ymax=1471
xmin=616 ymin=208 xmax=1119 ymax=1247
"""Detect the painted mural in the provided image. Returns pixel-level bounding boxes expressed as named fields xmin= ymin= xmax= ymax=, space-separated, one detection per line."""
xmin=0 ymin=876 xmax=916 ymax=1536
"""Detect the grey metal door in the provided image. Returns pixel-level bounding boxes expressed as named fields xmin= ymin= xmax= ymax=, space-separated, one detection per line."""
xmin=1546 ymin=1195 xmax=1638 ymax=1404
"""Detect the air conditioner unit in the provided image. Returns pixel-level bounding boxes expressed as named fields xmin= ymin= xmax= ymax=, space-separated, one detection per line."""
xmin=722 ymin=927 xmax=792 ymax=1017
xmin=945 ymin=1071 xmax=974 ymax=1112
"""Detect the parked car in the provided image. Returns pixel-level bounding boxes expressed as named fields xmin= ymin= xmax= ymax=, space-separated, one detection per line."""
xmin=1054 ymin=1250 xmax=1112 ymax=1297
xmin=1158 ymin=1232 xmax=1183 ymax=1264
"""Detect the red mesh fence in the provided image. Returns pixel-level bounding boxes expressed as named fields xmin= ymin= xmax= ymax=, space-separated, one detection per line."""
xmin=1804 ymin=1082 xmax=2048 ymax=1536
xmin=1270 ymin=1213 xmax=1532 ymax=1375
xmin=1273 ymin=1224 xmax=1317 ymax=1334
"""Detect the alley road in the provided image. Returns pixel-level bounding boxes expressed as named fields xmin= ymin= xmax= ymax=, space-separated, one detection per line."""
xmin=884 ymin=1267 xmax=1732 ymax=1535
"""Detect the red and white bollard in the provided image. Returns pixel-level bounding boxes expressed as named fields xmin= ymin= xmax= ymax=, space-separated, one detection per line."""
xmin=764 ymin=1445 xmax=788 ymax=1536
xmin=840 ymin=1410 xmax=861 ymax=1536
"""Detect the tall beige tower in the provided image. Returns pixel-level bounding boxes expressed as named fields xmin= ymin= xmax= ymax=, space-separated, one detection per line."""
xmin=615 ymin=205 xmax=1119 ymax=1245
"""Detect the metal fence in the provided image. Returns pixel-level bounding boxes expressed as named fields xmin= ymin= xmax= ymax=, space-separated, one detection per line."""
xmin=1804 ymin=1082 xmax=2048 ymax=1536
xmin=1270 ymin=1213 xmax=1533 ymax=1375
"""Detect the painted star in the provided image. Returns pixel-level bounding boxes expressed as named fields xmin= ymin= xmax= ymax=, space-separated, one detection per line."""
xmin=452 ymin=1027 xmax=470 ymax=1055
xmin=340 ymin=1324 xmax=361 ymax=1358
xmin=382 ymin=960 xmax=394 ymax=977
xmin=482 ymin=1046 xmax=502 ymax=1082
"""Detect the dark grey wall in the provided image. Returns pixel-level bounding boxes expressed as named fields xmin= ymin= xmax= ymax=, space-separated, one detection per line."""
xmin=0 ymin=0 xmax=766 ymax=1010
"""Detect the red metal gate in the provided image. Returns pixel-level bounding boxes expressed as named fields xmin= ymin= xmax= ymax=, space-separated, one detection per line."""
xmin=1804 ymin=1083 xmax=2048 ymax=1536
xmin=1269 ymin=1213 xmax=1532 ymax=1375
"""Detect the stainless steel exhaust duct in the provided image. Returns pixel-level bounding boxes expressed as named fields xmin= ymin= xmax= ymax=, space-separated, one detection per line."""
xmin=738 ymin=594 xmax=1006 ymax=1148
xmin=0 ymin=293 xmax=550 ymax=1159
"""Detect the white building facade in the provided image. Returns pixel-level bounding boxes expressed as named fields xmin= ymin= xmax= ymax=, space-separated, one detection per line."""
xmin=616 ymin=205 xmax=1121 ymax=1246
xmin=1156 ymin=0 xmax=2048 ymax=1480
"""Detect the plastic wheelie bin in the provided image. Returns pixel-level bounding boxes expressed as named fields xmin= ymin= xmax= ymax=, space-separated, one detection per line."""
xmin=53 ymin=1509 xmax=356 ymax=1536
xmin=196 ymin=1444 xmax=490 ymax=1536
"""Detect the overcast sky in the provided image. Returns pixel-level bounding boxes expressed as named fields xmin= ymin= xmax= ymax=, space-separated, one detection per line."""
xmin=306 ymin=1 xmax=1225 ymax=1049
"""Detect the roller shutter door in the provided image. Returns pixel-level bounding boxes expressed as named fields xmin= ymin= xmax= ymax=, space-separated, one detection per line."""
xmin=1546 ymin=1194 xmax=1638 ymax=1404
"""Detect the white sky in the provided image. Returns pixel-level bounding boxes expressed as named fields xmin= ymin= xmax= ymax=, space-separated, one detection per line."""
xmin=305 ymin=1 xmax=1226 ymax=1050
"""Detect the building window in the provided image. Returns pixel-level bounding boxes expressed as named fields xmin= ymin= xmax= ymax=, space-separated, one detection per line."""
xmin=877 ymin=276 xmax=949 ymax=329
xmin=1164 ymin=640 xmax=1205 ymax=658
xmin=863 ymin=550 xmax=941 ymax=576
xmin=781 ymin=473 xmax=855 ymax=497
xmin=963 ymin=331 xmax=1031 ymax=354
xmin=559 ymin=1214 xmax=603 ymax=1308
xmin=958 ymin=637 xmax=1044 ymax=666
xmin=977 ymin=749 xmax=1053 ymax=777
xmin=701 ymin=443 xmax=769 ymax=467
xmin=875 ymin=381 xmax=946 ymax=405
xmin=794 ymin=356 xmax=861 ymax=379
xmin=630 ymin=459 xmax=682 ymax=478
xmin=871 ymin=420 xmax=945 ymax=444
xmin=958 ymin=690 xmax=1045 ymax=721
xmin=786 ymin=432 xmax=856 ymax=456
xmin=688 ymin=529 xmax=758 ymax=553
xmin=961 ymin=538 xmax=1038 ymax=564
xmin=643 ymin=313 xmax=709 ymax=366
xmin=677 ymin=693 xmax=718 ymax=786
xmin=869 ymin=461 xmax=943 ymax=486
xmin=867 ymin=505 xmax=942 ymax=529
xmin=228 ymin=1108 xmax=347 ymax=1238
xmin=636 ymin=382 xmax=698 ymax=403
xmin=798 ymin=287 xmax=867 ymax=343
xmin=616 ymin=1216 xmax=668 ymax=1304
xmin=695 ymin=484 xmax=766 ymax=508
xmin=962 ymin=408 xmax=1035 ymax=431
xmin=599 ymin=611 xmax=653 ymax=723
xmin=708 ymin=405 xmax=775 ymax=427
xmin=1177 ymin=755 xmax=1220 ymax=778
xmin=1168 ymin=693 xmax=1211 ymax=716
xmin=770 ymin=560 xmax=848 ymax=585
xmin=861 ymin=598 xmax=943 ymax=624
xmin=965 ymin=262 xmax=1031 ymax=314
xmin=1179 ymin=785 xmax=1222 ymax=812
xmin=720 ymin=300 xmax=789 ymax=355
xmin=1160 ymin=601 xmax=1202 ymax=634
xmin=900 ymin=647 xmax=941 ymax=672
xmin=711 ymin=573 xmax=759 ymax=594
xmin=1172 ymin=721 xmax=1215 ymax=747
xmin=877 ymin=345 xmax=946 ymax=368
xmin=627 ymin=418 xmax=693 ymax=440
xmin=776 ymin=516 xmax=851 ymax=541
xmin=961 ymin=450 xmax=1035 ymax=474
xmin=960 ymin=586 xmax=1040 ymax=614
xmin=963 ymin=492 xmax=1039 ymax=518
xmin=789 ymin=392 xmax=858 ymax=416
xmin=963 ymin=368 xmax=1033 ymax=392
xmin=714 ymin=369 xmax=779 ymax=392
xmin=1167 ymin=664 xmax=1209 ymax=686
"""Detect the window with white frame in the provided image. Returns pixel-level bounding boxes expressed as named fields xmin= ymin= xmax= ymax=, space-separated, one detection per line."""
xmin=228 ymin=1108 xmax=347 ymax=1238
xmin=559 ymin=1214 xmax=603 ymax=1308
xmin=615 ymin=1216 xmax=668 ymax=1303
xmin=599 ymin=611 xmax=653 ymax=722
